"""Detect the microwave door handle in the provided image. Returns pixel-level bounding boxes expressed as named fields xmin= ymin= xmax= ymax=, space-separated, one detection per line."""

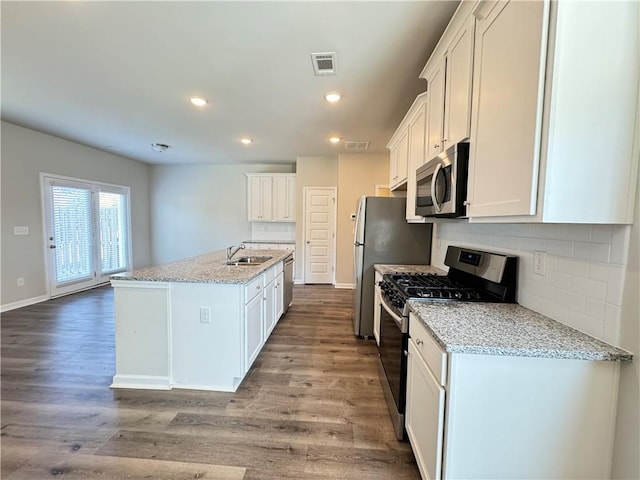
xmin=432 ymin=163 xmax=442 ymax=213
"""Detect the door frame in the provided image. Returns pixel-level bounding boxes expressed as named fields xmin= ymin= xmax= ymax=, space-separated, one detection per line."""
xmin=40 ymin=172 xmax=133 ymax=299
xmin=302 ymin=186 xmax=337 ymax=285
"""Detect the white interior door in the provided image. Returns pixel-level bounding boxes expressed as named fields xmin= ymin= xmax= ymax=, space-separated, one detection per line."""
xmin=43 ymin=175 xmax=131 ymax=297
xmin=303 ymin=187 xmax=336 ymax=284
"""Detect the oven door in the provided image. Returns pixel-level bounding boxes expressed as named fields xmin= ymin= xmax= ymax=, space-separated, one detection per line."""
xmin=378 ymin=295 xmax=408 ymax=416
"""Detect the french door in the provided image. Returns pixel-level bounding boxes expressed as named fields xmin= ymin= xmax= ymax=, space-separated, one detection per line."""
xmin=42 ymin=174 xmax=131 ymax=297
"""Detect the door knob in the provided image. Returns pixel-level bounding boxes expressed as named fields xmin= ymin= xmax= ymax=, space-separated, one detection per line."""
xmin=49 ymin=245 xmax=56 ymax=249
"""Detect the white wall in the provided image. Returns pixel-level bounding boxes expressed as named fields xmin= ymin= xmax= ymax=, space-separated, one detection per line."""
xmin=1 ymin=122 xmax=152 ymax=307
xmin=150 ymin=163 xmax=294 ymax=264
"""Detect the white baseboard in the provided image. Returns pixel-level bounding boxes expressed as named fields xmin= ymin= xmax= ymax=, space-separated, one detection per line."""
xmin=294 ymin=279 xmax=305 ymax=285
xmin=110 ymin=374 xmax=171 ymax=390
xmin=1 ymin=294 xmax=49 ymax=313
xmin=334 ymin=283 xmax=355 ymax=289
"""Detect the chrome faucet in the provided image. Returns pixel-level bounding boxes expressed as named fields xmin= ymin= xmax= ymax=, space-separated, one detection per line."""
xmin=226 ymin=243 xmax=245 ymax=262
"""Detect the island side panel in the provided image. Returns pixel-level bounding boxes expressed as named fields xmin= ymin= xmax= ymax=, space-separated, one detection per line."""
xmin=170 ymin=282 xmax=244 ymax=392
xmin=111 ymin=281 xmax=171 ymax=389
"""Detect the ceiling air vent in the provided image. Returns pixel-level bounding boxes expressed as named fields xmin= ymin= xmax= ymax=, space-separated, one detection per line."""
xmin=344 ymin=141 xmax=370 ymax=150
xmin=311 ymin=52 xmax=337 ymax=76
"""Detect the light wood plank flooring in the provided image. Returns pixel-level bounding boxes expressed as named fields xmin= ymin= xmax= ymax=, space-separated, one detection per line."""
xmin=1 ymin=285 xmax=419 ymax=479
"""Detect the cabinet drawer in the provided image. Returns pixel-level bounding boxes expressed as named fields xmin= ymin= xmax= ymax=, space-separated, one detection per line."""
xmin=264 ymin=265 xmax=275 ymax=284
xmin=244 ymin=275 xmax=264 ymax=303
xmin=409 ymin=312 xmax=447 ymax=386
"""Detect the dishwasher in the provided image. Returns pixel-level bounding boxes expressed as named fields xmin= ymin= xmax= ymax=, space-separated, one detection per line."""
xmin=283 ymin=253 xmax=294 ymax=313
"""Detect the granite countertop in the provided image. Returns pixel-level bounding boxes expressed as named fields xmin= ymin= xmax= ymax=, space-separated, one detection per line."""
xmin=110 ymin=249 xmax=291 ymax=285
xmin=243 ymin=240 xmax=295 ymax=244
xmin=408 ymin=300 xmax=632 ymax=362
xmin=374 ymin=264 xmax=447 ymax=275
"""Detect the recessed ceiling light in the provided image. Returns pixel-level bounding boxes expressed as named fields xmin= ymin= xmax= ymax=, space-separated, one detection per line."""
xmin=325 ymin=92 xmax=341 ymax=103
xmin=189 ymin=96 xmax=208 ymax=107
xmin=151 ymin=143 xmax=170 ymax=152
xmin=329 ymin=136 xmax=342 ymax=144
xmin=241 ymin=138 xmax=253 ymax=145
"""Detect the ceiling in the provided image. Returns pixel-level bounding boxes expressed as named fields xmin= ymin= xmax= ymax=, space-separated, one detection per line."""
xmin=1 ymin=1 xmax=459 ymax=165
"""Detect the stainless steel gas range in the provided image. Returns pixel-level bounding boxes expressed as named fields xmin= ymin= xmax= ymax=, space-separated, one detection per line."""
xmin=375 ymin=246 xmax=518 ymax=440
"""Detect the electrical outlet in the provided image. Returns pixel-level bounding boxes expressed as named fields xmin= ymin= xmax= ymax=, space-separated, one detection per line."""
xmin=533 ymin=251 xmax=546 ymax=276
xmin=17 ymin=277 xmax=25 ymax=287
xmin=199 ymin=306 xmax=211 ymax=324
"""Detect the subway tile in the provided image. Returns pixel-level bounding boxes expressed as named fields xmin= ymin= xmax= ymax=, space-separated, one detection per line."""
xmin=546 ymin=239 xmax=573 ymax=258
xmin=591 ymin=225 xmax=613 ymax=244
xmin=606 ymin=266 xmax=625 ymax=307
xmin=573 ymin=242 xmax=611 ymax=263
xmin=610 ymin=225 xmax=631 ymax=265
xmin=567 ymin=311 xmax=605 ymax=341
xmin=604 ymin=304 xmax=622 ymax=345
xmin=528 ymin=278 xmax=556 ymax=300
xmin=557 ymin=257 xmax=589 ymax=277
xmin=585 ymin=298 xmax=606 ymax=320
xmin=570 ymin=276 xmax=607 ymax=301
xmin=553 ymin=290 xmax=586 ymax=312
xmin=588 ymin=262 xmax=610 ymax=282
xmin=517 ymin=236 xmax=547 ymax=252
xmin=539 ymin=299 xmax=569 ymax=323
xmin=546 ymin=270 xmax=571 ymax=289
xmin=556 ymin=224 xmax=592 ymax=242
xmin=533 ymin=224 xmax=559 ymax=239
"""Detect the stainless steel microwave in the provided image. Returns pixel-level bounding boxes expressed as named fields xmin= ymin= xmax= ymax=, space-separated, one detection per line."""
xmin=415 ymin=142 xmax=469 ymax=217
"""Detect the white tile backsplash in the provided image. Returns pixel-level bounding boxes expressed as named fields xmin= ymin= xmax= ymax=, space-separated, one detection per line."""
xmin=250 ymin=222 xmax=296 ymax=241
xmin=433 ymin=222 xmax=632 ymax=345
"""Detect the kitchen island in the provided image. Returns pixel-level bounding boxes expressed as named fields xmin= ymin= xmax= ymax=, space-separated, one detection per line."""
xmin=110 ymin=249 xmax=291 ymax=392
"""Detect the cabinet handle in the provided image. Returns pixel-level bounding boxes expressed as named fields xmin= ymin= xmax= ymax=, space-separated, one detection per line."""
xmin=416 ymin=338 xmax=423 ymax=346
xmin=256 ymin=285 xmax=261 ymax=290
xmin=433 ymin=144 xmax=439 ymax=149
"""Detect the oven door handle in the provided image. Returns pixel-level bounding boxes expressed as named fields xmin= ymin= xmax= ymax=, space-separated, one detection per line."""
xmin=379 ymin=292 xmax=408 ymax=333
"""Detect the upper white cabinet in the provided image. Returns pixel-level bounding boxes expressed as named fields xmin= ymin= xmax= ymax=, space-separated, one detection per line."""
xmin=246 ymin=174 xmax=296 ymax=222
xmin=388 ymin=130 xmax=409 ymax=190
xmin=467 ymin=0 xmax=639 ymax=223
xmin=421 ymin=3 xmax=475 ymax=160
xmin=406 ymin=94 xmax=430 ymax=223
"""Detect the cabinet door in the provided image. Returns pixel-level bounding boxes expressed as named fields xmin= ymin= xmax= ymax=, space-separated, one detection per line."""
xmin=274 ymin=272 xmax=284 ymax=321
xmin=245 ymin=293 xmax=264 ymax=368
xmin=389 ymin=131 xmax=408 ymax=189
xmin=264 ymin=280 xmax=275 ymax=337
xmin=468 ymin=0 xmax=548 ymax=218
xmin=389 ymin=142 xmax=399 ymax=187
xmin=406 ymin=340 xmax=446 ymax=480
xmin=426 ymin=61 xmax=445 ymax=160
xmin=444 ymin=18 xmax=474 ymax=146
xmin=273 ymin=176 xmax=296 ymax=222
xmin=248 ymin=176 xmax=273 ymax=221
xmin=406 ymin=102 xmax=428 ymax=222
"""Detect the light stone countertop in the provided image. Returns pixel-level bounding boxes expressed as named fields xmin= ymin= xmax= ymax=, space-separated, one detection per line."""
xmin=408 ymin=300 xmax=632 ymax=362
xmin=374 ymin=264 xmax=446 ymax=275
xmin=110 ymin=249 xmax=291 ymax=285
xmin=244 ymin=240 xmax=295 ymax=244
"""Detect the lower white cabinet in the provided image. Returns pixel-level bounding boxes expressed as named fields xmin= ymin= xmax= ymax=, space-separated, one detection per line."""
xmin=274 ymin=271 xmax=284 ymax=321
xmin=263 ymin=275 xmax=275 ymax=337
xmin=244 ymin=290 xmax=264 ymax=368
xmin=407 ymin=312 xmax=621 ymax=479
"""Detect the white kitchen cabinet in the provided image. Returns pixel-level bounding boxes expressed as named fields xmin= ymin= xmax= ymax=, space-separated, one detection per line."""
xmin=263 ymin=276 xmax=275 ymax=338
xmin=246 ymin=174 xmax=296 ymax=222
xmin=388 ymin=130 xmax=409 ymax=190
xmin=244 ymin=274 xmax=265 ymax=368
xmin=247 ymin=175 xmax=273 ymax=221
xmin=406 ymin=312 xmax=621 ymax=479
xmin=467 ymin=0 xmax=639 ymax=223
xmin=421 ymin=3 xmax=475 ymax=160
xmin=405 ymin=94 xmax=430 ymax=222
xmin=273 ymin=175 xmax=296 ymax=221
xmin=274 ymin=270 xmax=284 ymax=322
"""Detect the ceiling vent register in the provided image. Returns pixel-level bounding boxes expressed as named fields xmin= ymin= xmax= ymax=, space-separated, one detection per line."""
xmin=311 ymin=52 xmax=337 ymax=76
xmin=344 ymin=141 xmax=370 ymax=150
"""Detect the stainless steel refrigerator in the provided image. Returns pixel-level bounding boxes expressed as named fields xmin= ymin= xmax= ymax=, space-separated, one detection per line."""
xmin=353 ymin=196 xmax=432 ymax=337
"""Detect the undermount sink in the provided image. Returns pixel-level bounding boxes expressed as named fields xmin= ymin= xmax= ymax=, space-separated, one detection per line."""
xmin=225 ymin=255 xmax=272 ymax=266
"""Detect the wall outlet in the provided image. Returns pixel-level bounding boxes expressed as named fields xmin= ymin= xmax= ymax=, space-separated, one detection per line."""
xmin=533 ymin=251 xmax=546 ymax=276
xmin=199 ymin=306 xmax=211 ymax=324
xmin=17 ymin=277 xmax=25 ymax=287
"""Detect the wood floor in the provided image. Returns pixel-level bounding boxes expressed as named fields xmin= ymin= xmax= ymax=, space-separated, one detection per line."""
xmin=1 ymin=285 xmax=420 ymax=479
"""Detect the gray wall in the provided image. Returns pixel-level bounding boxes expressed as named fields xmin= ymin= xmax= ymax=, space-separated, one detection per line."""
xmin=1 ymin=121 xmax=152 ymax=306
xmin=150 ymin=163 xmax=294 ymax=264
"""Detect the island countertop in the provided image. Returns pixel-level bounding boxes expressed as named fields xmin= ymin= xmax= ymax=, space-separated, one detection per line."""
xmin=408 ymin=300 xmax=632 ymax=362
xmin=110 ymin=249 xmax=291 ymax=285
